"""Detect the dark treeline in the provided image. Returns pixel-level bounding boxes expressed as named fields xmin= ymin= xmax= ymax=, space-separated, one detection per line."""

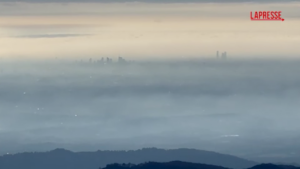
xmin=102 ymin=161 xmax=300 ymax=169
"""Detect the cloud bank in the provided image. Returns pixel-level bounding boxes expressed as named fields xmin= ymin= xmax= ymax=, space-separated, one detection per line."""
xmin=1 ymin=60 xmax=300 ymax=159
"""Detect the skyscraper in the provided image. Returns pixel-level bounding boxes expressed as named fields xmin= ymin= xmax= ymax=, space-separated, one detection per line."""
xmin=221 ymin=52 xmax=227 ymax=60
xmin=118 ymin=57 xmax=126 ymax=64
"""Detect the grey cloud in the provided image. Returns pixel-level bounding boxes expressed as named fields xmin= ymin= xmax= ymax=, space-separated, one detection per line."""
xmin=1 ymin=25 xmax=98 ymax=29
xmin=10 ymin=33 xmax=92 ymax=38
xmin=1 ymin=1 xmax=299 ymax=18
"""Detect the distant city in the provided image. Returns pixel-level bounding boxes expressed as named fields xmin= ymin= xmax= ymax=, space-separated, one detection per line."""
xmin=216 ymin=51 xmax=227 ymax=60
xmin=73 ymin=51 xmax=228 ymax=65
xmin=77 ymin=56 xmax=129 ymax=65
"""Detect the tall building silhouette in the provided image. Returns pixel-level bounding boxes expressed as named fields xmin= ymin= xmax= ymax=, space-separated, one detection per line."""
xmin=106 ymin=57 xmax=113 ymax=64
xmin=118 ymin=57 xmax=126 ymax=64
xmin=216 ymin=51 xmax=219 ymax=59
xmin=221 ymin=52 xmax=227 ymax=60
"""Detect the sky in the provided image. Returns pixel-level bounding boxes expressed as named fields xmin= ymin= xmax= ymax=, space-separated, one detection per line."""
xmin=0 ymin=0 xmax=299 ymax=60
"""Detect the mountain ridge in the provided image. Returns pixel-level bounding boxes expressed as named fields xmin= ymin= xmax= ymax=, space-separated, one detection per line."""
xmin=0 ymin=147 xmax=256 ymax=169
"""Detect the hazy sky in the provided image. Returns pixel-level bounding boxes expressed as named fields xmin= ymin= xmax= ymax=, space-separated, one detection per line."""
xmin=0 ymin=1 xmax=299 ymax=60
xmin=1 ymin=0 xmax=300 ymax=163
xmin=1 ymin=1 xmax=300 ymax=166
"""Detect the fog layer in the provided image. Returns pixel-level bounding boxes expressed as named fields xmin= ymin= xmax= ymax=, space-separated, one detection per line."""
xmin=1 ymin=59 xmax=300 ymax=163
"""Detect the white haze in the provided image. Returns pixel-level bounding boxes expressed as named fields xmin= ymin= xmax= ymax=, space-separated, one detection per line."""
xmin=1 ymin=58 xmax=300 ymax=163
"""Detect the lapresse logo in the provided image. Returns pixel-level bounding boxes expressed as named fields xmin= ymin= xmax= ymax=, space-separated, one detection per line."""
xmin=250 ymin=11 xmax=284 ymax=21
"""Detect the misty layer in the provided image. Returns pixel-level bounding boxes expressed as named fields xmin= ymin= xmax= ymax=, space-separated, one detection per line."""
xmin=0 ymin=59 xmax=300 ymax=160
